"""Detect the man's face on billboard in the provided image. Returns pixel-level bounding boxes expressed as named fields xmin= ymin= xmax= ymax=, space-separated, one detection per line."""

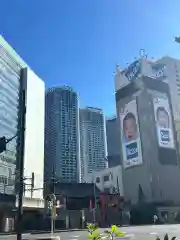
xmin=124 ymin=118 xmax=137 ymax=141
xmin=158 ymin=110 xmax=169 ymax=128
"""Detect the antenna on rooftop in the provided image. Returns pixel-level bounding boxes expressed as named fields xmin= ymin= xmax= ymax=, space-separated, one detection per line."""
xmin=139 ymin=49 xmax=148 ymax=59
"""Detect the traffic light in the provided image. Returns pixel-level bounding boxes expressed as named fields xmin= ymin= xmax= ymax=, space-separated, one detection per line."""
xmin=45 ymin=194 xmax=52 ymax=202
xmin=0 ymin=136 xmax=6 ymax=154
xmin=31 ymin=172 xmax=34 ymax=189
xmin=45 ymin=194 xmax=53 ymax=217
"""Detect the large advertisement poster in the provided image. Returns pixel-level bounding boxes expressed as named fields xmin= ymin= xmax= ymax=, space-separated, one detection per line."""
xmin=152 ymin=93 xmax=174 ymax=149
xmin=120 ymin=100 xmax=142 ymax=169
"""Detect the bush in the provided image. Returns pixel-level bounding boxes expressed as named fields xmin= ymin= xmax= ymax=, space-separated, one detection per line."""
xmin=87 ymin=224 xmax=125 ymax=240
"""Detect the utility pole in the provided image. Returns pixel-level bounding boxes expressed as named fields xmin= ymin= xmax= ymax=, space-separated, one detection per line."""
xmin=52 ymin=165 xmax=56 ymax=234
xmin=93 ymin=179 xmax=96 ymax=224
xmin=16 ymin=68 xmax=27 ymax=240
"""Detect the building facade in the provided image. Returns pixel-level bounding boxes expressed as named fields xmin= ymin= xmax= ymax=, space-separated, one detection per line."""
xmin=79 ymin=107 xmax=108 ymax=183
xmin=115 ymin=56 xmax=180 ymax=120
xmin=106 ymin=117 xmax=121 ymax=167
xmin=23 ymin=68 xmax=45 ymax=200
xmin=0 ymin=35 xmax=45 ymax=231
xmin=0 ymin=37 xmax=22 ymax=196
xmin=44 ymin=86 xmax=80 ymax=184
xmin=156 ymin=56 xmax=180 ymax=120
xmin=115 ymin=75 xmax=180 ymax=205
xmin=0 ymin=36 xmax=45 ymax=200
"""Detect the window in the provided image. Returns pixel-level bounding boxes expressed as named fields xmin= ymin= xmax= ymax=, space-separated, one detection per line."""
xmin=103 ymin=175 xmax=109 ymax=182
xmin=96 ymin=177 xmax=100 ymax=183
xmin=104 ymin=188 xmax=109 ymax=194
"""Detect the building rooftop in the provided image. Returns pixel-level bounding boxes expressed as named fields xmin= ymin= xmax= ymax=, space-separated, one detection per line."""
xmin=81 ymin=107 xmax=103 ymax=113
xmin=49 ymin=182 xmax=101 ymax=198
xmin=0 ymin=35 xmax=28 ymax=68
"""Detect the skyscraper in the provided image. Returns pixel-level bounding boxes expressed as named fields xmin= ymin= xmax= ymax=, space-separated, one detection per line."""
xmin=44 ymin=86 xmax=80 ymax=184
xmin=0 ymin=35 xmax=44 ymax=230
xmin=79 ymin=107 xmax=108 ymax=183
xmin=0 ymin=36 xmax=44 ymax=200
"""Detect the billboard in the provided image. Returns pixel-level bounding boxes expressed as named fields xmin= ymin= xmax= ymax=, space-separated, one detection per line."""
xmin=124 ymin=60 xmax=141 ymax=83
xmin=152 ymin=93 xmax=174 ymax=149
xmin=115 ymin=59 xmax=167 ymax=92
xmin=115 ymin=60 xmax=142 ymax=91
xmin=151 ymin=63 xmax=167 ymax=82
xmin=120 ymin=100 xmax=142 ymax=169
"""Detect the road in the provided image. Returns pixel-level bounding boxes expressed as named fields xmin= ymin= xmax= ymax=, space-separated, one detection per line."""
xmin=1 ymin=224 xmax=180 ymax=239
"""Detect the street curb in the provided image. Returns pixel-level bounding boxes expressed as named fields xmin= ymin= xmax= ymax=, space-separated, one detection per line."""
xmin=30 ymin=229 xmax=87 ymax=234
xmin=0 ymin=229 xmax=87 ymax=236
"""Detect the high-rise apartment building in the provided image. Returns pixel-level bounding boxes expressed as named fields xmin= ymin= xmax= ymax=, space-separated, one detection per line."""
xmin=44 ymin=86 xmax=80 ymax=184
xmin=79 ymin=107 xmax=108 ymax=183
xmin=106 ymin=117 xmax=121 ymax=167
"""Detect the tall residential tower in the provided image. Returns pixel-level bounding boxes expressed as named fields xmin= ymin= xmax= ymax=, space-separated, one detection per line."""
xmin=44 ymin=86 xmax=80 ymax=184
xmin=80 ymin=107 xmax=108 ymax=183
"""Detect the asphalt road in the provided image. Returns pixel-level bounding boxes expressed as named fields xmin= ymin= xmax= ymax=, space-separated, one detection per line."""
xmin=1 ymin=224 xmax=180 ymax=240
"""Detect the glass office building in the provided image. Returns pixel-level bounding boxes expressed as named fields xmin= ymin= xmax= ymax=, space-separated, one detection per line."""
xmin=0 ymin=39 xmax=23 ymax=195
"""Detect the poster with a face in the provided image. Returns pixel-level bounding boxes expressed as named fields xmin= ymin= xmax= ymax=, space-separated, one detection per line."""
xmin=120 ymin=100 xmax=143 ymax=169
xmin=152 ymin=93 xmax=174 ymax=149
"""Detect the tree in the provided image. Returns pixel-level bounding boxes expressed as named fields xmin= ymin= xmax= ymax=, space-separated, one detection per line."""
xmin=175 ymin=36 xmax=180 ymax=44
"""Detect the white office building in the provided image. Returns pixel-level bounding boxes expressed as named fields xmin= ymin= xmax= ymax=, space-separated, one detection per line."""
xmin=0 ymin=35 xmax=44 ymax=209
xmin=80 ymin=107 xmax=108 ymax=183
xmin=115 ymin=56 xmax=180 ymax=120
xmin=23 ymin=68 xmax=45 ymax=203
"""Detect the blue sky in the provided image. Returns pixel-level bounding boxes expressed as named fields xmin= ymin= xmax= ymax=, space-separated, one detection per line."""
xmin=1 ymin=0 xmax=180 ymax=116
